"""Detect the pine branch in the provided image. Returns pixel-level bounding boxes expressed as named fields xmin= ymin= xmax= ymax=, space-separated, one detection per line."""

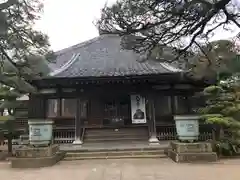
xmin=0 ymin=0 xmax=17 ymax=11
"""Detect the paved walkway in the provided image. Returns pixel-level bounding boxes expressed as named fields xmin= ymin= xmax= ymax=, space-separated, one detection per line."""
xmin=0 ymin=159 xmax=239 ymax=180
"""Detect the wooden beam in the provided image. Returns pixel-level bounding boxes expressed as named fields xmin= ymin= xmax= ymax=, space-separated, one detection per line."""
xmin=174 ymin=84 xmax=194 ymax=89
xmin=62 ymin=88 xmax=76 ymax=93
xmin=39 ymin=89 xmax=57 ymax=94
xmin=152 ymin=85 xmax=171 ymax=90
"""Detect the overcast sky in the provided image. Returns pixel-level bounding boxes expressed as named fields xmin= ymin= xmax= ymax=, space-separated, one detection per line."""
xmin=34 ymin=0 xmax=116 ymax=51
xmin=35 ymin=0 xmax=240 ymax=52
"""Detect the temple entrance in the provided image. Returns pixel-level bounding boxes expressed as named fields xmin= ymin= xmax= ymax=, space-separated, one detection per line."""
xmin=86 ymin=95 xmax=131 ymax=127
xmin=103 ymin=96 xmax=131 ymax=126
xmin=85 ymin=94 xmax=148 ymax=128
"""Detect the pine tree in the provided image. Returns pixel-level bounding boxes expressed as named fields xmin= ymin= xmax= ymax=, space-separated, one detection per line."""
xmin=97 ymin=0 xmax=240 ymax=60
xmin=0 ymin=86 xmax=21 ymax=154
xmin=0 ymin=0 xmax=53 ymax=154
xmin=199 ymin=73 xmax=240 ymax=155
xmin=0 ymin=0 xmax=53 ymax=91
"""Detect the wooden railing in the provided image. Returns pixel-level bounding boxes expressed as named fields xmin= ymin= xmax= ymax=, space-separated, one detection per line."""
xmin=15 ymin=117 xmax=28 ymax=129
xmin=52 ymin=123 xmax=214 ymax=143
xmin=1 ymin=116 xmax=216 ymax=147
xmin=156 ymin=124 xmax=214 ymax=141
xmin=53 ymin=127 xmax=75 ymax=144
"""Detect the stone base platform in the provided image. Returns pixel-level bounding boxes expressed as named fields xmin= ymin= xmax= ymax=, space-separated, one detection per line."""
xmin=168 ymin=150 xmax=218 ymax=163
xmin=167 ymin=142 xmax=218 ymax=163
xmin=0 ymin=151 xmax=8 ymax=161
xmin=170 ymin=142 xmax=213 ymax=153
xmin=15 ymin=144 xmax=59 ymax=158
xmin=11 ymin=144 xmax=65 ymax=168
xmin=11 ymin=152 xmax=65 ymax=168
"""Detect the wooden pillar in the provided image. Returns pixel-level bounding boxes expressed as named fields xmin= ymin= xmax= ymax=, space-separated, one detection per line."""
xmin=152 ymin=98 xmax=157 ymax=135
xmin=147 ymin=97 xmax=153 ymax=135
xmin=148 ymin=95 xmax=159 ymax=144
xmin=58 ymin=99 xmax=62 ymax=116
xmin=73 ymin=98 xmax=83 ymax=145
xmin=170 ymin=85 xmax=177 ymax=115
xmin=170 ymin=95 xmax=176 ymax=115
xmin=57 ymin=87 xmax=62 ymax=117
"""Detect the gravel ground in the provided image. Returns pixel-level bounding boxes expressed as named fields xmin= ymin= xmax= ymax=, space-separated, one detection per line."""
xmin=0 ymin=158 xmax=239 ymax=180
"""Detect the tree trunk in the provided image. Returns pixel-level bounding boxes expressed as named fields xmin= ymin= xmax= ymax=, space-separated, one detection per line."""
xmin=7 ymin=133 xmax=12 ymax=155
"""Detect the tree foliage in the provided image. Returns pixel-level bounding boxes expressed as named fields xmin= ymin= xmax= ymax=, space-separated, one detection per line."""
xmin=0 ymin=1 xmax=52 ymax=154
xmin=189 ymin=39 xmax=240 ymax=80
xmin=97 ymin=0 xmax=240 ymax=62
xmin=0 ymin=0 xmax=52 ymax=93
xmin=199 ymin=74 xmax=240 ymax=154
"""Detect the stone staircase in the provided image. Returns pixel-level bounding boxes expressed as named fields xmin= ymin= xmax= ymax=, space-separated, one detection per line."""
xmin=83 ymin=127 xmax=149 ymax=143
xmin=62 ymin=127 xmax=169 ymax=160
xmin=63 ymin=146 xmax=167 ymax=160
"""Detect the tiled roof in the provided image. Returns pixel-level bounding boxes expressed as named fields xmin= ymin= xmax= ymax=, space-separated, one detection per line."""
xmin=49 ymin=34 xmax=182 ymax=78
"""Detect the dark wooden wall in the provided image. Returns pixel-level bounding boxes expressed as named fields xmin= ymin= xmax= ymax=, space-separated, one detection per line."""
xmin=28 ymin=81 xmax=202 ymax=127
xmin=88 ymin=97 xmax=104 ymax=125
xmin=28 ymin=94 xmax=45 ymax=119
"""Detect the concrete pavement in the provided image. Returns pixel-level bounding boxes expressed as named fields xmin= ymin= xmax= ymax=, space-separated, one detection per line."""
xmin=0 ymin=158 xmax=239 ymax=180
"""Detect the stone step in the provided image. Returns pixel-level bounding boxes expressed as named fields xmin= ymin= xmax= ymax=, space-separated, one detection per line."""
xmin=64 ymin=154 xmax=166 ymax=160
xmin=86 ymin=132 xmax=148 ymax=136
xmin=85 ymin=131 xmax=148 ymax=136
xmin=64 ymin=145 xmax=167 ymax=153
xmin=65 ymin=149 xmax=165 ymax=157
xmin=84 ymin=128 xmax=149 ymax=143
xmin=84 ymin=137 xmax=148 ymax=143
xmin=87 ymin=127 xmax=147 ymax=130
xmin=86 ymin=128 xmax=147 ymax=134
xmin=64 ymin=150 xmax=166 ymax=160
xmin=84 ymin=133 xmax=148 ymax=139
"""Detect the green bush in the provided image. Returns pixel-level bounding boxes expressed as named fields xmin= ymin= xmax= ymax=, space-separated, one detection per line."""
xmin=200 ymin=76 xmax=240 ymax=156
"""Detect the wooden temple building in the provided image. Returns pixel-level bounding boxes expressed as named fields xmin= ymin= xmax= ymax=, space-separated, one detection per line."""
xmin=27 ymin=34 xmax=211 ymax=145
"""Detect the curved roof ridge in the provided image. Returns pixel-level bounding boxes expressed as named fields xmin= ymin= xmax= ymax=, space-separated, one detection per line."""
xmin=55 ymin=34 xmax=119 ymax=56
xmin=50 ymin=53 xmax=80 ymax=76
xmin=161 ymin=62 xmax=182 ymax=72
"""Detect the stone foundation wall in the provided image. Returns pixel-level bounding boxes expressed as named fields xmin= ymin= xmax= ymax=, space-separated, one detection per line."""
xmin=169 ymin=150 xmax=218 ymax=163
xmin=11 ymin=152 xmax=65 ymax=168
xmin=171 ymin=142 xmax=212 ymax=153
xmin=15 ymin=144 xmax=59 ymax=158
xmin=0 ymin=151 xmax=7 ymax=160
xmin=168 ymin=142 xmax=218 ymax=163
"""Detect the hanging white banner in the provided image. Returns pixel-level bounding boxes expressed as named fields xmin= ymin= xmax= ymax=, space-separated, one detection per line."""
xmin=131 ymin=95 xmax=146 ymax=124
